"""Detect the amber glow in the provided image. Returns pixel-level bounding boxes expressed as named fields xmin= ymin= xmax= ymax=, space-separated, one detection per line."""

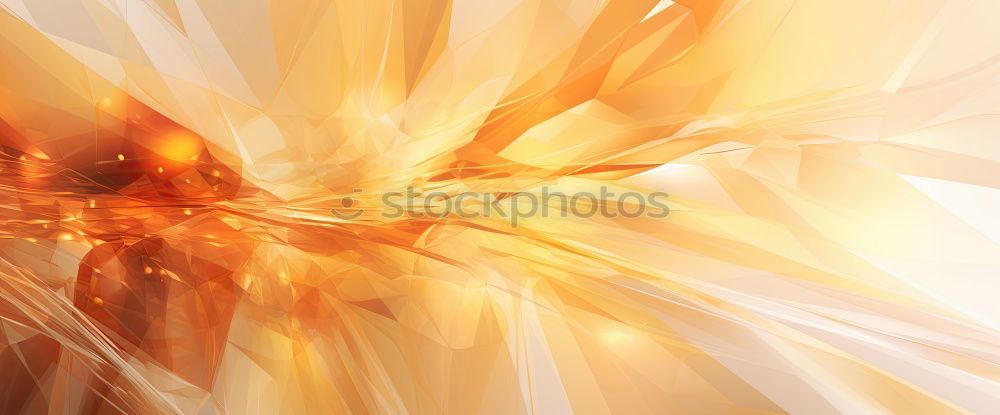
xmin=154 ymin=133 xmax=202 ymax=162
xmin=0 ymin=1 xmax=998 ymax=414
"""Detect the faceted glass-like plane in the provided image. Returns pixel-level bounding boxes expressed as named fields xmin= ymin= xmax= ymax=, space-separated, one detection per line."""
xmin=0 ymin=0 xmax=998 ymax=414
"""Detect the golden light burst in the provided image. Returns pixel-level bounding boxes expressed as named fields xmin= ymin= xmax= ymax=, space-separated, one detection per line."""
xmin=1 ymin=0 xmax=999 ymax=414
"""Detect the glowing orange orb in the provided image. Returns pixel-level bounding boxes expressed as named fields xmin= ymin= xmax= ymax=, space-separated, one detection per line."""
xmin=153 ymin=133 xmax=202 ymax=161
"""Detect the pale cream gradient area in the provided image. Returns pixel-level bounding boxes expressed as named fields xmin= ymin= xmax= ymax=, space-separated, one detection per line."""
xmin=0 ymin=0 xmax=998 ymax=414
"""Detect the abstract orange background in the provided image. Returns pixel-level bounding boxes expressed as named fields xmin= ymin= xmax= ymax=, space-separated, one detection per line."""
xmin=0 ymin=0 xmax=998 ymax=413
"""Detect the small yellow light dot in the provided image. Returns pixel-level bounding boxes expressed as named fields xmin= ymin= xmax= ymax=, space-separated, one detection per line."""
xmin=92 ymin=297 xmax=104 ymax=305
xmin=143 ymin=266 xmax=153 ymax=275
xmin=89 ymin=200 xmax=96 ymax=208
xmin=157 ymin=167 xmax=164 ymax=174
xmin=58 ymin=233 xmax=74 ymax=241
xmin=183 ymin=209 xmax=192 ymax=215
xmin=184 ymin=178 xmax=192 ymax=184
xmin=117 ymin=154 xmax=125 ymax=161
xmin=211 ymin=170 xmax=220 ymax=177
xmin=101 ymin=97 xmax=112 ymax=107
